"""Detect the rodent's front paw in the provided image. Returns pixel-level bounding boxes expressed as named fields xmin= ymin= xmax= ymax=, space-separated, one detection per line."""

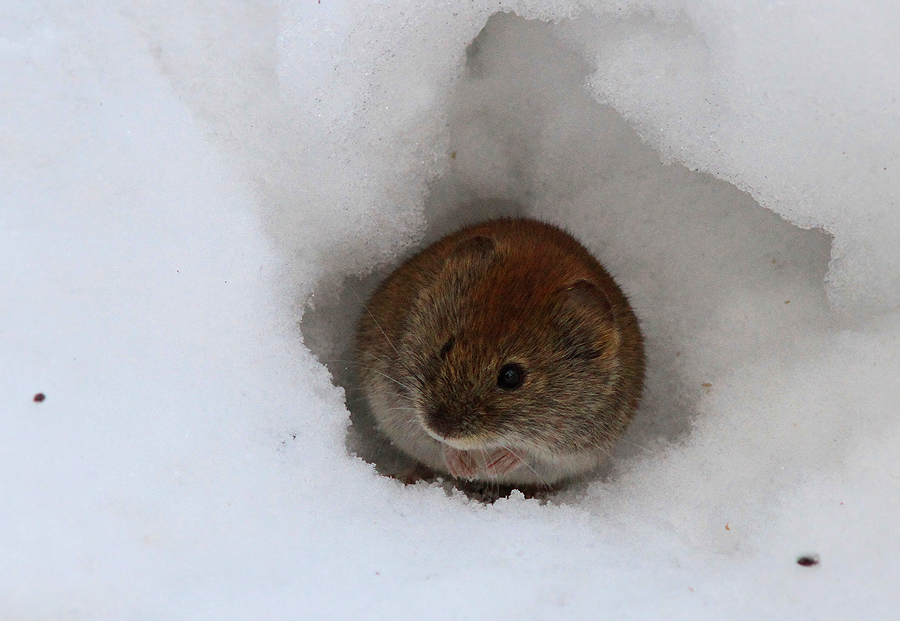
xmin=443 ymin=446 xmax=479 ymax=480
xmin=442 ymin=446 xmax=523 ymax=480
xmin=485 ymin=448 xmax=523 ymax=476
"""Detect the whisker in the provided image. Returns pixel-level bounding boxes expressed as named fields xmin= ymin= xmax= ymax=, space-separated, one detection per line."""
xmin=317 ymin=356 xmax=422 ymax=396
xmin=362 ymin=368 xmax=418 ymax=394
xmin=358 ymin=302 xmax=407 ymax=369
xmin=579 ymin=439 xmax=615 ymax=460
xmin=502 ymin=445 xmax=553 ymax=491
xmin=616 ymin=436 xmax=659 ymax=457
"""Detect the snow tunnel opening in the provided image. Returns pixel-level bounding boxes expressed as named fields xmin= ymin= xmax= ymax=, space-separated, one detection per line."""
xmin=300 ymin=11 xmax=835 ymax=499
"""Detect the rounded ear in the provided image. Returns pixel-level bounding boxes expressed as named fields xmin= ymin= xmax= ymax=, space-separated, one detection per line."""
xmin=448 ymin=235 xmax=496 ymax=265
xmin=441 ymin=235 xmax=498 ymax=279
xmin=565 ymin=279 xmax=614 ymax=321
xmin=554 ymin=279 xmax=617 ymax=361
xmin=416 ymin=235 xmax=498 ymax=310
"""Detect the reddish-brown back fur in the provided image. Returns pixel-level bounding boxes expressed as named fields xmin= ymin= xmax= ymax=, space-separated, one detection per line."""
xmin=356 ymin=218 xmax=644 ymax=487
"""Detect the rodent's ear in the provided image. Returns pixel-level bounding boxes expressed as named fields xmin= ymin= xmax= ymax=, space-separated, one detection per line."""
xmin=565 ymin=279 xmax=615 ymax=321
xmin=554 ymin=279 xmax=618 ymax=361
xmin=449 ymin=235 xmax=496 ymax=262
xmin=443 ymin=235 xmax=498 ymax=274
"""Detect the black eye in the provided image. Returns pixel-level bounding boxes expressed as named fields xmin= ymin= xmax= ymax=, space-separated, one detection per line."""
xmin=439 ymin=338 xmax=455 ymax=359
xmin=497 ymin=363 xmax=525 ymax=390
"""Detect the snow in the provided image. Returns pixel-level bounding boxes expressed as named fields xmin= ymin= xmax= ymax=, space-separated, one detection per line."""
xmin=2 ymin=1 xmax=899 ymax=618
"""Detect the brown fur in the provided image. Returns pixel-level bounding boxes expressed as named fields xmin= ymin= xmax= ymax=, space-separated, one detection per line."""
xmin=356 ymin=218 xmax=644 ymax=487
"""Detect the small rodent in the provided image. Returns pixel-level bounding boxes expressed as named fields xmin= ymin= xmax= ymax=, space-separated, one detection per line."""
xmin=356 ymin=218 xmax=644 ymax=487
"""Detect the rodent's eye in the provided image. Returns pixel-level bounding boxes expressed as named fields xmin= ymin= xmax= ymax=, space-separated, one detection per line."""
xmin=497 ymin=363 xmax=525 ymax=390
xmin=439 ymin=337 xmax=455 ymax=359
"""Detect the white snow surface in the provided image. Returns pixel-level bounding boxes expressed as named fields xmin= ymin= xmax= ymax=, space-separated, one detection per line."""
xmin=2 ymin=0 xmax=899 ymax=618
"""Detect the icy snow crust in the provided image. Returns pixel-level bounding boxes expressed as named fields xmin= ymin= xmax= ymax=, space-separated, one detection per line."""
xmin=2 ymin=0 xmax=899 ymax=618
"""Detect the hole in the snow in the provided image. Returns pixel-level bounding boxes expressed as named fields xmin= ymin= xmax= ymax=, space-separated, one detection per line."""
xmin=300 ymin=12 xmax=834 ymax=500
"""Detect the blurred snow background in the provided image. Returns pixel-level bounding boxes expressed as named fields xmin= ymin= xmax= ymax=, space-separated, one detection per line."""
xmin=2 ymin=0 xmax=899 ymax=618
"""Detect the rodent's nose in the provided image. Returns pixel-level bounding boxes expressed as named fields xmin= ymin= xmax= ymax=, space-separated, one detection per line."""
xmin=424 ymin=404 xmax=464 ymax=439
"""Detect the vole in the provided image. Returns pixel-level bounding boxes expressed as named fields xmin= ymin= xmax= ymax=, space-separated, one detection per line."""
xmin=355 ymin=218 xmax=644 ymax=487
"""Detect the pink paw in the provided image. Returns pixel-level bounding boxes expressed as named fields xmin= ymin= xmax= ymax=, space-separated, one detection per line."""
xmin=443 ymin=446 xmax=524 ymax=480
xmin=443 ymin=446 xmax=479 ymax=480
xmin=485 ymin=448 xmax=523 ymax=476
